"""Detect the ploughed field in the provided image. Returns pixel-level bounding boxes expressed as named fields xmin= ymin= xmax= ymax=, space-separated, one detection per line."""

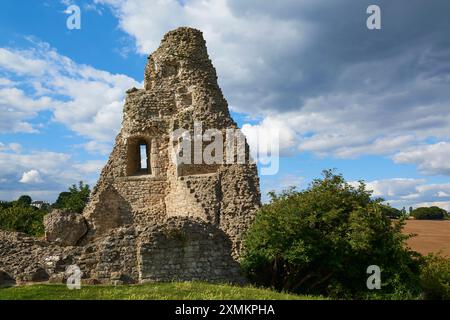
xmin=403 ymin=220 xmax=450 ymax=257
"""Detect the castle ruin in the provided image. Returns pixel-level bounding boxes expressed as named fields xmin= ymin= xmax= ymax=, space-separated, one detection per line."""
xmin=0 ymin=27 xmax=261 ymax=285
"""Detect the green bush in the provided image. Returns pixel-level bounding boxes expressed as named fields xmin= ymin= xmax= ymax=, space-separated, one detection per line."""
xmin=0 ymin=200 xmax=12 ymax=209
xmin=420 ymin=254 xmax=450 ymax=300
xmin=412 ymin=207 xmax=447 ymax=220
xmin=53 ymin=181 xmax=90 ymax=213
xmin=241 ymin=170 xmax=422 ymax=299
xmin=0 ymin=203 xmax=47 ymax=236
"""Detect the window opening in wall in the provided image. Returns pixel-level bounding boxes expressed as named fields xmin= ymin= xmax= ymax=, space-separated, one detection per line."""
xmin=139 ymin=142 xmax=148 ymax=173
xmin=126 ymin=138 xmax=152 ymax=176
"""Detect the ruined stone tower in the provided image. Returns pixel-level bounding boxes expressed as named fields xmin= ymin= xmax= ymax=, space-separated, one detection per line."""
xmin=0 ymin=27 xmax=261 ymax=285
xmin=82 ymin=27 xmax=260 ymax=256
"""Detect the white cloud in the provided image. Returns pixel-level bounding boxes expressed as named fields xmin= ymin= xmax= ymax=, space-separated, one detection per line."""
xmin=19 ymin=170 xmax=43 ymax=184
xmin=73 ymin=160 xmax=107 ymax=174
xmin=0 ymin=150 xmax=70 ymax=177
xmin=0 ymin=40 xmax=139 ymax=150
xmin=364 ymin=178 xmax=426 ymax=198
xmin=0 ymin=142 xmax=23 ymax=153
xmin=81 ymin=140 xmax=112 ymax=155
xmin=360 ymin=177 xmax=450 ymax=211
xmin=0 ymin=48 xmax=47 ymax=76
xmin=0 ymin=77 xmax=16 ymax=87
xmin=0 ymin=87 xmax=53 ymax=133
xmin=8 ymin=143 xmax=22 ymax=153
xmin=0 ymin=149 xmax=101 ymax=202
xmin=393 ymin=142 xmax=450 ymax=175
xmin=242 ymin=117 xmax=297 ymax=160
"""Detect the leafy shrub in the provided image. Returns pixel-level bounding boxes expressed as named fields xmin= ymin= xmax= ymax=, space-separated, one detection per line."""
xmin=412 ymin=207 xmax=447 ymax=220
xmin=0 ymin=203 xmax=47 ymax=236
xmin=420 ymin=254 xmax=450 ymax=300
xmin=53 ymin=181 xmax=90 ymax=213
xmin=241 ymin=170 xmax=422 ymax=298
xmin=0 ymin=200 xmax=12 ymax=210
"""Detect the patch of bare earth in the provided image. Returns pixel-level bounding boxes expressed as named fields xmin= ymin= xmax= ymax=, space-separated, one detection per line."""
xmin=402 ymin=220 xmax=450 ymax=257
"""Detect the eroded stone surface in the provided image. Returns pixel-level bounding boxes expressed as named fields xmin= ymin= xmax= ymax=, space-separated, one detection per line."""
xmin=44 ymin=209 xmax=88 ymax=246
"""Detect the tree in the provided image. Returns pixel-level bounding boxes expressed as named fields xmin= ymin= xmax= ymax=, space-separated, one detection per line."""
xmin=17 ymin=195 xmax=32 ymax=206
xmin=379 ymin=204 xmax=403 ymax=219
xmin=52 ymin=181 xmax=90 ymax=213
xmin=412 ymin=207 xmax=446 ymax=220
xmin=53 ymin=192 xmax=71 ymax=208
xmin=0 ymin=202 xmax=46 ymax=236
xmin=241 ymin=170 xmax=422 ymax=298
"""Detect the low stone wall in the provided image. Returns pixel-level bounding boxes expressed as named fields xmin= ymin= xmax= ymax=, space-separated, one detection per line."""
xmin=0 ymin=217 xmax=244 ymax=286
xmin=0 ymin=230 xmax=72 ymax=285
xmin=138 ymin=217 xmax=243 ymax=283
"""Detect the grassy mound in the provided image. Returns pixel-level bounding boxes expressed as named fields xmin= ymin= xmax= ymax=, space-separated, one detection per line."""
xmin=0 ymin=281 xmax=324 ymax=300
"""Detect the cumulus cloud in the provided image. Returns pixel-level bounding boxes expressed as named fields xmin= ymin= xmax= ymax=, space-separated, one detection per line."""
xmin=0 ymin=39 xmax=139 ymax=149
xmin=0 ymin=148 xmax=101 ymax=201
xmin=0 ymin=142 xmax=23 ymax=153
xmin=0 ymin=87 xmax=52 ymax=133
xmin=8 ymin=143 xmax=22 ymax=153
xmin=360 ymin=177 xmax=450 ymax=211
xmin=73 ymin=160 xmax=107 ymax=174
xmin=364 ymin=178 xmax=426 ymax=198
xmin=242 ymin=117 xmax=297 ymax=160
xmin=19 ymin=170 xmax=43 ymax=184
xmin=393 ymin=142 xmax=450 ymax=175
xmin=95 ymin=0 xmax=450 ymax=173
xmin=81 ymin=140 xmax=113 ymax=155
xmin=0 ymin=77 xmax=16 ymax=87
xmin=0 ymin=48 xmax=47 ymax=76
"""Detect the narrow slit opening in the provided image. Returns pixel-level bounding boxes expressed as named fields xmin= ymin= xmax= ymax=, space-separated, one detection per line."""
xmin=140 ymin=143 xmax=148 ymax=172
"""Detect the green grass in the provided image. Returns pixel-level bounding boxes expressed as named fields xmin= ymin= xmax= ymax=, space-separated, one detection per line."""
xmin=0 ymin=281 xmax=324 ymax=300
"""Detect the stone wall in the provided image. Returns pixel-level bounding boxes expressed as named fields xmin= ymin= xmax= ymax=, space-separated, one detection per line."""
xmin=0 ymin=217 xmax=244 ymax=286
xmin=137 ymin=218 xmax=242 ymax=283
xmin=0 ymin=230 xmax=71 ymax=285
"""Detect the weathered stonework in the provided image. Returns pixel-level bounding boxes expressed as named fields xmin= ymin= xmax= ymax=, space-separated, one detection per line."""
xmin=43 ymin=210 xmax=88 ymax=246
xmin=0 ymin=27 xmax=260 ymax=285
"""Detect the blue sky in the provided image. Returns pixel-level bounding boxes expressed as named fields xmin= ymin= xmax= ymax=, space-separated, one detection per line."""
xmin=0 ymin=0 xmax=449 ymax=211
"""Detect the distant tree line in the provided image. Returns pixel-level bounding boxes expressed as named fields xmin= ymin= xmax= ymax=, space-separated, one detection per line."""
xmin=0 ymin=181 xmax=90 ymax=237
xmin=379 ymin=205 xmax=449 ymax=220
